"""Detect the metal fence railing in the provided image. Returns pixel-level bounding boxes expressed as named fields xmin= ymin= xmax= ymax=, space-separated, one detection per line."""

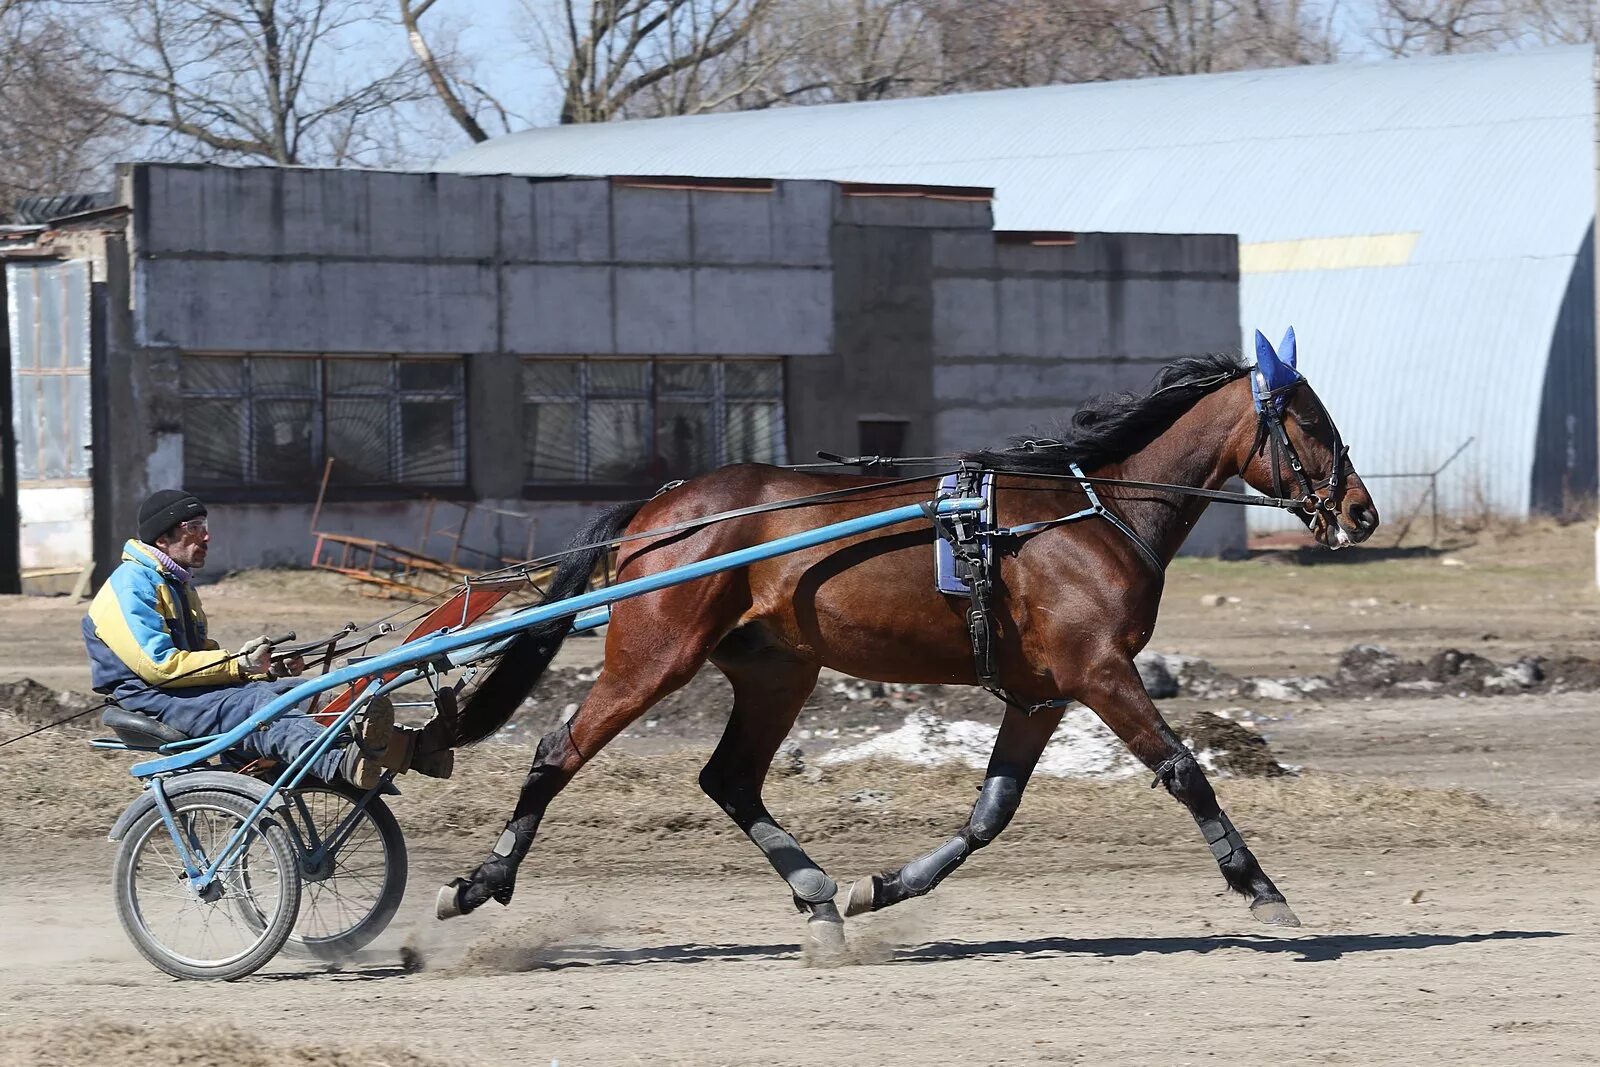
xmin=1361 ymin=437 xmax=1475 ymax=547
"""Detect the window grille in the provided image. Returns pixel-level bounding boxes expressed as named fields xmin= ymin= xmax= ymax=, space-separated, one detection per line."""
xmin=180 ymin=354 xmax=466 ymax=490
xmin=523 ymin=358 xmax=785 ymax=486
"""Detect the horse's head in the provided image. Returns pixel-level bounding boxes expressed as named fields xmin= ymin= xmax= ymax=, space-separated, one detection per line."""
xmin=1239 ymin=328 xmax=1379 ymax=549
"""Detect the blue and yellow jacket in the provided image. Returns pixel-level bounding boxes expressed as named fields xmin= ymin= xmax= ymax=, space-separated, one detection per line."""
xmin=82 ymin=541 xmax=257 ymax=692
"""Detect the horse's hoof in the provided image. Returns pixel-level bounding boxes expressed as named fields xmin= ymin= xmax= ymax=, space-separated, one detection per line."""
xmin=803 ymin=915 xmax=847 ymax=960
xmin=1250 ymin=899 xmax=1301 ymax=927
xmin=842 ymin=877 xmax=876 ymax=918
xmin=435 ymin=882 xmax=464 ymax=921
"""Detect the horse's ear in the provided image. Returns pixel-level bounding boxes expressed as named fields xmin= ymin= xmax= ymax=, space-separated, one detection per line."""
xmin=1254 ymin=329 xmax=1278 ymax=368
xmin=1252 ymin=327 xmax=1297 ymax=409
xmin=1279 ymin=326 xmax=1297 ymax=370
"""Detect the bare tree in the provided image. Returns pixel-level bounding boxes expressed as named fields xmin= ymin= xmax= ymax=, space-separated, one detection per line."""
xmin=516 ymin=0 xmax=776 ymax=123
xmin=1374 ymin=0 xmax=1598 ymax=51
xmin=932 ymin=0 xmax=1140 ymax=87
xmin=0 ymin=6 xmax=127 ymax=215
xmin=83 ymin=0 xmax=428 ymax=166
xmin=1098 ymin=0 xmax=1336 ymax=76
xmin=1520 ymin=0 xmax=1598 ymax=41
xmin=1372 ymin=0 xmax=1513 ymax=53
xmin=925 ymin=0 xmax=1333 ymax=92
xmin=399 ymin=0 xmax=520 ymax=143
xmin=708 ymin=0 xmax=943 ymax=108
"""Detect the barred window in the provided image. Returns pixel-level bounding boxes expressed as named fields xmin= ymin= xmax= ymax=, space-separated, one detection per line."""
xmin=181 ymin=354 xmax=466 ymax=490
xmin=523 ymin=358 xmax=785 ymax=486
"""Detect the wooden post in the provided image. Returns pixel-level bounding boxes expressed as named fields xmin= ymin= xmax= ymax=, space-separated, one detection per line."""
xmin=309 ymin=457 xmax=335 ymax=534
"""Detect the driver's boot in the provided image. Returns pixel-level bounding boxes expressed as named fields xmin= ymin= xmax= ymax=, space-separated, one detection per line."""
xmin=379 ymin=726 xmax=455 ymax=779
xmin=339 ymin=696 xmax=395 ymax=789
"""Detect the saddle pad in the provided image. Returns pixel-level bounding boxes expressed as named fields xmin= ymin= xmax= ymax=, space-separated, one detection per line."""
xmin=935 ymin=472 xmax=994 ymax=596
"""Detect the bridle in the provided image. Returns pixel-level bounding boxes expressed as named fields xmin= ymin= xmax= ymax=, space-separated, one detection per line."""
xmin=1252 ymin=377 xmax=1351 ymax=525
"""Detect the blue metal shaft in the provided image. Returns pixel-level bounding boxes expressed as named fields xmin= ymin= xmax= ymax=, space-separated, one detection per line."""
xmin=132 ymin=497 xmax=982 ymax=777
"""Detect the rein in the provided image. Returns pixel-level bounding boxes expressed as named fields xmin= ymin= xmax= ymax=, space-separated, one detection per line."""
xmin=477 ymin=454 xmax=1324 ymax=591
xmin=482 ymin=416 xmax=1346 ymax=589
xmin=472 ymin=470 xmax=964 ymax=584
xmin=814 ymin=451 xmax=1316 ymax=512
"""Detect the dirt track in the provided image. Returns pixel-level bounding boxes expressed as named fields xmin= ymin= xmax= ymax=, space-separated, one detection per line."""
xmin=3 ymin=521 xmax=1600 ymax=1065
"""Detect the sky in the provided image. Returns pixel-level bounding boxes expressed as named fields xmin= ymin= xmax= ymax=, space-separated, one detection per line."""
xmin=417 ymin=0 xmax=562 ymax=154
xmin=305 ymin=0 xmax=559 ymax=167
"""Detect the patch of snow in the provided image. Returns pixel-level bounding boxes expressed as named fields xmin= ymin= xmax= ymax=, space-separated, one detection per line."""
xmin=1242 ymin=676 xmax=1329 ymax=702
xmin=818 ymin=709 xmax=1144 ymax=779
xmin=1244 ymin=679 xmax=1303 ymax=702
xmin=1484 ymin=659 xmax=1541 ymax=690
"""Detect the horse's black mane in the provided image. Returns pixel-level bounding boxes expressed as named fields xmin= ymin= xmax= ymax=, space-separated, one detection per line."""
xmin=963 ymin=353 xmax=1249 ymax=474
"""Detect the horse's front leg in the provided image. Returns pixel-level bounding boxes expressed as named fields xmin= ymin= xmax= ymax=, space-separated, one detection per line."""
xmin=843 ymin=704 xmax=1060 ymax=916
xmin=1077 ymin=651 xmax=1300 ymax=927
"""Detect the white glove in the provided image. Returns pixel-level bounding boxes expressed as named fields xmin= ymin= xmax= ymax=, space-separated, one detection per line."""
xmin=238 ymin=635 xmax=273 ymax=676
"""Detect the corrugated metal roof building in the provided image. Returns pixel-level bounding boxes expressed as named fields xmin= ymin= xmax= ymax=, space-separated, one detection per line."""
xmin=439 ymin=47 xmax=1598 ymax=527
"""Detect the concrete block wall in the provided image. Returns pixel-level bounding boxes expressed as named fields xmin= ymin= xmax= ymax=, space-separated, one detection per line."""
xmin=130 ymin=166 xmax=836 ymax=358
xmin=929 ymin=232 xmax=1241 ymax=450
xmin=929 ymin=231 xmax=1246 ymax=556
xmin=103 ymin=164 xmax=1246 ymax=568
xmin=787 ymin=223 xmax=939 ymax=463
xmin=116 ymin=165 xmax=847 ymax=566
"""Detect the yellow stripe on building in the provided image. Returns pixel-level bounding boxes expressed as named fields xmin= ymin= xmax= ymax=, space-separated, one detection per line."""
xmin=1239 ymin=232 xmax=1420 ymax=274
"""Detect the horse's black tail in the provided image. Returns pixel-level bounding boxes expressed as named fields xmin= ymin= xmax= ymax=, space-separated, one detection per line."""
xmin=449 ymin=499 xmax=647 ymax=747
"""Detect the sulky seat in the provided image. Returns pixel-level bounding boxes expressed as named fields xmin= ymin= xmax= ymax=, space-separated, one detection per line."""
xmin=101 ymin=707 xmax=190 ymax=750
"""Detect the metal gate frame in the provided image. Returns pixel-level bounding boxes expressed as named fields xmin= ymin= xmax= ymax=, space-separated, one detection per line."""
xmin=0 ymin=276 xmax=17 ymax=593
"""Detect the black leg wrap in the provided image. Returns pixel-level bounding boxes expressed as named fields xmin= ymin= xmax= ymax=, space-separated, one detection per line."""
xmin=456 ymin=817 xmax=538 ymax=913
xmin=873 ymin=774 xmax=1021 ymax=911
xmin=1159 ymin=753 xmax=1248 ymax=864
xmin=1197 ymin=811 xmax=1248 ymax=864
xmin=452 ymin=726 xmax=575 ymax=915
xmin=701 ymin=769 xmax=838 ymax=910
xmin=1154 ymin=748 xmax=1281 ymax=902
xmin=968 ymin=775 xmax=1021 ymax=841
xmin=748 ymin=816 xmax=837 ymax=908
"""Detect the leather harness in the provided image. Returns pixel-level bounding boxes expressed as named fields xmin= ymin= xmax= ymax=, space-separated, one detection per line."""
xmin=927 ymin=460 xmax=1163 ymax=715
xmin=926 ymin=379 xmax=1347 ymax=713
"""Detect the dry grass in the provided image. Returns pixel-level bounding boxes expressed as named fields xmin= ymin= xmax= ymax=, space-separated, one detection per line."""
xmin=12 ymin=715 xmax=1589 ymax=865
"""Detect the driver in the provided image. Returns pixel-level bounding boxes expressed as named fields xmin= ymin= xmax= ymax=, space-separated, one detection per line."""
xmin=82 ymin=489 xmax=423 ymax=787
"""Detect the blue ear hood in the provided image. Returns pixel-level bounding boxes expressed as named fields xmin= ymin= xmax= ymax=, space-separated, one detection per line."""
xmin=1252 ymin=328 xmax=1303 ymax=411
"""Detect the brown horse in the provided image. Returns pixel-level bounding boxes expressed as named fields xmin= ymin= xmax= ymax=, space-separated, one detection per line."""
xmin=434 ymin=342 xmax=1379 ymax=947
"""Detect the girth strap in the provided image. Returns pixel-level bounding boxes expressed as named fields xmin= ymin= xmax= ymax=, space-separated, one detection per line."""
xmin=931 ymin=466 xmax=1000 ymax=688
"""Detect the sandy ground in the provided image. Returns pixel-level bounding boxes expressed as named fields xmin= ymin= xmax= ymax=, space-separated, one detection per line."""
xmin=2 ymin=520 xmax=1599 ymax=1065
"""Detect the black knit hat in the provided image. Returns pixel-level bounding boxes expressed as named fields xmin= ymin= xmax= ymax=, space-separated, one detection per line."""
xmin=137 ymin=490 xmax=206 ymax=544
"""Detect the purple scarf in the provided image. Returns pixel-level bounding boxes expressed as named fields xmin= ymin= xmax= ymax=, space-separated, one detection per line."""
xmin=141 ymin=541 xmax=193 ymax=585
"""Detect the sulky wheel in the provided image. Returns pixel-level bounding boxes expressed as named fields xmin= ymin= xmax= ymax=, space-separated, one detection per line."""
xmin=274 ymin=780 xmax=407 ymax=960
xmin=113 ymin=788 xmax=302 ymax=981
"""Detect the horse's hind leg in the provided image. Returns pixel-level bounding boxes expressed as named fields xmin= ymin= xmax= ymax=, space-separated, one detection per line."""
xmin=700 ymin=650 xmax=845 ymax=950
xmin=844 ymin=704 xmax=1060 ymax=916
xmin=1078 ymin=653 xmax=1299 ymax=927
xmin=437 ymin=633 xmax=712 ymax=919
